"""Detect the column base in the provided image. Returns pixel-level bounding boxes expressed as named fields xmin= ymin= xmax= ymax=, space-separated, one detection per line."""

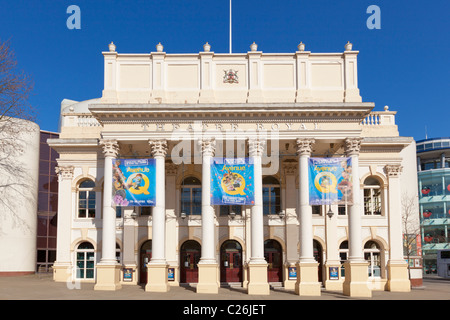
xmin=295 ymin=262 xmax=321 ymax=296
xmin=145 ymin=263 xmax=170 ymax=292
xmin=387 ymin=261 xmax=411 ymax=292
xmin=323 ymin=262 xmax=343 ymax=291
xmin=342 ymin=261 xmax=372 ymax=297
xmin=52 ymin=263 xmax=72 ymax=283
xmin=247 ymin=261 xmax=270 ymax=295
xmin=196 ymin=263 xmax=219 ymax=294
xmin=94 ymin=263 xmax=122 ymax=291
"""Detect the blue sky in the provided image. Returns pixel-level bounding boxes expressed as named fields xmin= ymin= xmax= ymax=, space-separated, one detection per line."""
xmin=0 ymin=0 xmax=448 ymax=141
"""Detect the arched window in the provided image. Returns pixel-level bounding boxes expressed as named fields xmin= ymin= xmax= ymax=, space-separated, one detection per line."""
xmin=339 ymin=241 xmax=349 ymax=278
xmin=263 ymin=176 xmax=281 ymax=215
xmin=78 ymin=179 xmax=96 ymax=218
xmin=363 ymin=177 xmax=382 ymax=215
xmin=75 ymin=242 xmax=95 ymax=279
xmin=364 ymin=241 xmax=381 ymax=278
xmin=181 ymin=177 xmax=201 ymax=216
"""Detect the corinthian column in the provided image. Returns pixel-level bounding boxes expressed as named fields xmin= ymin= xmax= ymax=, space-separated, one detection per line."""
xmin=342 ymin=137 xmax=371 ymax=297
xmin=295 ymin=138 xmax=321 ymax=296
xmin=95 ymin=139 xmax=122 ymax=291
xmin=146 ymin=139 xmax=170 ymax=292
xmin=196 ymin=138 xmax=219 ymax=294
xmin=247 ymin=138 xmax=270 ymax=295
xmin=53 ymin=166 xmax=74 ymax=283
xmin=385 ymin=164 xmax=411 ymax=292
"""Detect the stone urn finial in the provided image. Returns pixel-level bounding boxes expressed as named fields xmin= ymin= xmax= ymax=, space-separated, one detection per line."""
xmin=345 ymin=41 xmax=353 ymax=51
xmin=250 ymin=42 xmax=258 ymax=52
xmin=156 ymin=42 xmax=164 ymax=52
xmin=297 ymin=42 xmax=305 ymax=52
xmin=203 ymin=42 xmax=211 ymax=52
xmin=108 ymin=42 xmax=116 ymax=52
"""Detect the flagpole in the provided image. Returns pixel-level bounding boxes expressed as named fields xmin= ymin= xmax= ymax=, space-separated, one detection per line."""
xmin=229 ymin=0 xmax=232 ymax=54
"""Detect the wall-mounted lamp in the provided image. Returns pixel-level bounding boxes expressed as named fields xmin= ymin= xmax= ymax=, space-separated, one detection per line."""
xmin=327 ymin=207 xmax=334 ymax=219
xmin=130 ymin=207 xmax=138 ymax=220
xmin=181 ymin=212 xmax=186 ymax=220
xmin=278 ymin=210 xmax=285 ymax=219
xmin=229 ymin=211 xmax=236 ymax=220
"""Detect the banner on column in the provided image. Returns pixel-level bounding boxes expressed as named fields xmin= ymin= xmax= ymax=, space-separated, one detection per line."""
xmin=210 ymin=158 xmax=255 ymax=205
xmin=112 ymin=158 xmax=156 ymax=207
xmin=308 ymin=157 xmax=353 ymax=205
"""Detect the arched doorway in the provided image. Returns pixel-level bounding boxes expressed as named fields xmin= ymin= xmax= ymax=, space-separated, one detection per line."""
xmin=313 ymin=240 xmax=323 ymax=282
xmin=180 ymin=240 xmax=201 ymax=283
xmin=264 ymin=239 xmax=283 ymax=282
xmin=139 ymin=240 xmax=152 ymax=284
xmin=220 ymin=240 xmax=243 ymax=283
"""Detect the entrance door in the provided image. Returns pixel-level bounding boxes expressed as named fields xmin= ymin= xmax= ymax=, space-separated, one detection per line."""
xmin=140 ymin=240 xmax=152 ymax=284
xmin=180 ymin=240 xmax=201 ymax=283
xmin=264 ymin=239 xmax=283 ymax=282
xmin=313 ymin=240 xmax=323 ymax=282
xmin=220 ymin=240 xmax=243 ymax=283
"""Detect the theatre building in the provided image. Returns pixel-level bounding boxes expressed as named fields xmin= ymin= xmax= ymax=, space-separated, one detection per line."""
xmin=48 ymin=41 xmax=419 ymax=297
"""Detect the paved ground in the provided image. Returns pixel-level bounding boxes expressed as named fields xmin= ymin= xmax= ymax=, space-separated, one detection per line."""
xmin=0 ymin=274 xmax=448 ymax=301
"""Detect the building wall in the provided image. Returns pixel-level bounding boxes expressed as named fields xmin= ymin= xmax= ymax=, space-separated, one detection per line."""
xmin=0 ymin=118 xmax=40 ymax=275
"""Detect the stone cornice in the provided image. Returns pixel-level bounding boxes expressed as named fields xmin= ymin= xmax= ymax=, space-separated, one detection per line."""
xmin=88 ymin=102 xmax=374 ymax=124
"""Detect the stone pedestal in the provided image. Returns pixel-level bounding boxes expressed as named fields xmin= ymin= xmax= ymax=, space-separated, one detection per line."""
xmin=196 ymin=263 xmax=219 ymax=294
xmin=52 ymin=263 xmax=72 ymax=283
xmin=94 ymin=264 xmax=122 ymax=291
xmin=295 ymin=262 xmax=321 ymax=296
xmin=387 ymin=261 xmax=411 ymax=292
xmin=342 ymin=261 xmax=372 ymax=297
xmin=145 ymin=263 xmax=170 ymax=292
xmin=247 ymin=262 xmax=270 ymax=295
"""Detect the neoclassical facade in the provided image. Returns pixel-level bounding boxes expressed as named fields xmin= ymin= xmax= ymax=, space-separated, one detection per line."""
xmin=48 ymin=41 xmax=419 ymax=297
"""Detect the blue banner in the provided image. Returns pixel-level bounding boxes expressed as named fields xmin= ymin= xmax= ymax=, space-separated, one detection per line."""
xmin=210 ymin=158 xmax=255 ymax=205
xmin=112 ymin=158 xmax=156 ymax=207
xmin=308 ymin=157 xmax=353 ymax=205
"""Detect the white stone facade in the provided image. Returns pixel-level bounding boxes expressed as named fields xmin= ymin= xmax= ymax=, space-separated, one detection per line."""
xmin=48 ymin=42 xmax=419 ymax=296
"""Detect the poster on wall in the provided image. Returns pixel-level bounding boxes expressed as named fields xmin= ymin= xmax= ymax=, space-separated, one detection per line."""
xmin=210 ymin=158 xmax=255 ymax=205
xmin=112 ymin=158 xmax=156 ymax=207
xmin=308 ymin=157 xmax=353 ymax=205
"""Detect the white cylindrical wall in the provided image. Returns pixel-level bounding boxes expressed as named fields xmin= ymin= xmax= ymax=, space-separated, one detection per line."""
xmin=0 ymin=118 xmax=40 ymax=274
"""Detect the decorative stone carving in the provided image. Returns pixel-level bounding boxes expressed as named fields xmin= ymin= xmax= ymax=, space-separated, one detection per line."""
xmin=248 ymin=138 xmax=266 ymax=157
xmin=283 ymin=164 xmax=297 ymax=175
xmin=166 ymin=163 xmax=178 ymax=175
xmin=344 ymin=137 xmax=363 ymax=156
xmin=149 ymin=139 xmax=168 ymax=157
xmin=296 ymin=138 xmax=315 ymax=156
xmin=99 ymin=139 xmax=119 ymax=158
xmin=55 ymin=166 xmax=74 ymax=180
xmin=223 ymin=69 xmax=239 ymax=84
xmin=198 ymin=138 xmax=216 ymax=157
xmin=385 ymin=164 xmax=403 ymax=177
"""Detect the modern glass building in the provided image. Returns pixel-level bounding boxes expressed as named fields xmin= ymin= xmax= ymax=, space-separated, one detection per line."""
xmin=416 ymin=137 xmax=450 ymax=275
xmin=37 ymin=130 xmax=60 ymax=272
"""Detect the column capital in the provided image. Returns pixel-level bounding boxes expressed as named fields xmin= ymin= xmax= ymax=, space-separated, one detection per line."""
xmin=385 ymin=164 xmax=403 ymax=177
xmin=149 ymin=139 xmax=168 ymax=157
xmin=55 ymin=166 xmax=74 ymax=180
xmin=248 ymin=138 xmax=266 ymax=157
xmin=344 ymin=137 xmax=363 ymax=156
xmin=99 ymin=139 xmax=119 ymax=158
xmin=296 ymin=138 xmax=315 ymax=156
xmin=198 ymin=138 xmax=216 ymax=157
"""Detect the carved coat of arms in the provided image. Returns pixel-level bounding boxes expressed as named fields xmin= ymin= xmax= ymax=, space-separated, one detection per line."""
xmin=223 ymin=69 xmax=239 ymax=84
